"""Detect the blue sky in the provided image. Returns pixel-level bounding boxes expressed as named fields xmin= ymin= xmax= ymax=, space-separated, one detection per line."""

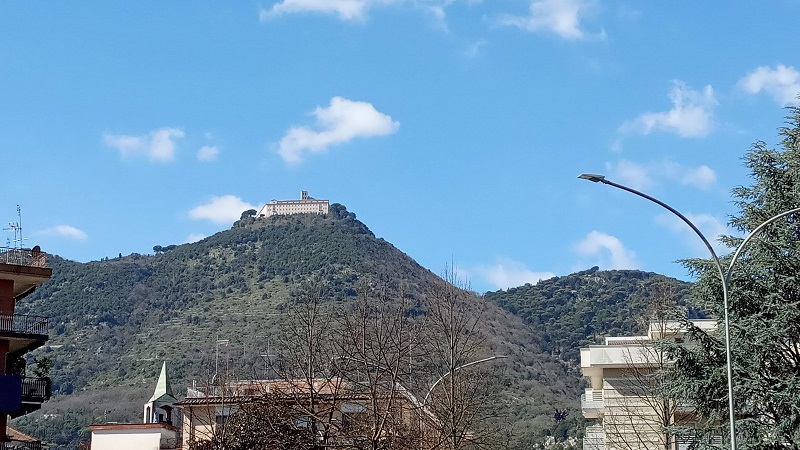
xmin=2 ymin=1 xmax=799 ymax=293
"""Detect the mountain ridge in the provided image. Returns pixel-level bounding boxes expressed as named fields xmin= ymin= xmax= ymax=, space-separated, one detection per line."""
xmin=12 ymin=206 xmax=692 ymax=448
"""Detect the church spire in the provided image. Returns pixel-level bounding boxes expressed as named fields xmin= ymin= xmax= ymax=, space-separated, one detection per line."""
xmin=148 ymin=361 xmax=177 ymax=404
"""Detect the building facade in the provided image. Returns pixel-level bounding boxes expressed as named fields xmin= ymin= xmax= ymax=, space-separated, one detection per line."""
xmin=176 ymin=378 xmax=435 ymax=449
xmin=580 ymin=320 xmax=717 ymax=450
xmin=257 ymin=191 xmax=329 ymax=218
xmin=89 ymin=423 xmax=180 ymax=450
xmin=0 ymin=246 xmax=52 ymax=444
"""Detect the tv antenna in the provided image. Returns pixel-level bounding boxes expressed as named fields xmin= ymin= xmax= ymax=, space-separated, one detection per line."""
xmin=4 ymin=205 xmax=26 ymax=249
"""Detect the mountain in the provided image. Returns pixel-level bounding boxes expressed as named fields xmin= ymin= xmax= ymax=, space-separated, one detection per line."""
xmin=11 ymin=205 xmax=693 ymax=448
xmin=485 ymin=267 xmax=695 ymax=363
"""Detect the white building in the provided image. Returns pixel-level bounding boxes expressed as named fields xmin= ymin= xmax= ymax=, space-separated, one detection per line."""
xmin=257 ymin=191 xmax=329 ymax=218
xmin=89 ymin=423 xmax=179 ymax=450
xmin=580 ymin=320 xmax=717 ymax=450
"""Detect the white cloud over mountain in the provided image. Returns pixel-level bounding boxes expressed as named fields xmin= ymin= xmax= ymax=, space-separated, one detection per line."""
xmin=277 ymin=97 xmax=399 ymax=165
xmin=189 ymin=195 xmax=260 ymax=225
xmin=474 ymin=257 xmax=556 ymax=290
xmin=40 ymin=225 xmax=88 ymax=241
xmin=574 ymin=231 xmax=638 ymax=270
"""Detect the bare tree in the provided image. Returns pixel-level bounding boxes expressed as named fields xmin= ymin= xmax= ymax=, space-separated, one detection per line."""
xmin=602 ymin=283 xmax=684 ymax=450
xmin=334 ymin=283 xmax=426 ymax=449
xmin=272 ymin=278 xmax=348 ymax=449
xmin=420 ymin=269 xmax=507 ymax=450
xmin=186 ymin=274 xmax=505 ymax=450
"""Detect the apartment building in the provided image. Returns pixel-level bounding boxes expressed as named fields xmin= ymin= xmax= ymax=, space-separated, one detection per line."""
xmin=580 ymin=320 xmax=717 ymax=450
xmin=0 ymin=246 xmax=52 ymax=445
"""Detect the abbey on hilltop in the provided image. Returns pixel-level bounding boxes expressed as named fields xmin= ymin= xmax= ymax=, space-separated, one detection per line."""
xmin=257 ymin=191 xmax=329 ymax=218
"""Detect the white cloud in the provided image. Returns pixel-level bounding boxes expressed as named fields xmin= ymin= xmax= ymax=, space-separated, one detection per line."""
xmin=277 ymin=97 xmax=399 ymax=164
xmin=474 ymin=257 xmax=556 ymax=290
xmin=497 ymin=0 xmax=604 ymax=41
xmin=40 ymin=225 xmax=87 ymax=241
xmin=189 ymin=195 xmax=260 ymax=225
xmin=463 ymin=39 xmax=488 ymax=59
xmin=260 ymin=0 xmax=400 ymax=21
xmin=605 ymin=160 xmax=717 ymax=191
xmin=103 ymin=128 xmax=185 ymax=163
xmin=738 ymin=65 xmax=800 ymax=106
xmin=606 ymin=160 xmax=653 ymax=191
xmin=575 ymin=231 xmax=638 ymax=269
xmin=680 ymin=165 xmax=716 ymax=188
xmin=185 ymin=233 xmax=207 ymax=243
xmin=197 ymin=145 xmax=219 ymax=162
xmin=656 ymin=213 xmax=730 ymax=256
xmin=620 ymin=81 xmax=717 ymax=138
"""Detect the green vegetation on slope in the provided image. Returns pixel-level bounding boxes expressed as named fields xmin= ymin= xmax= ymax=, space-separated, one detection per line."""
xmin=11 ymin=203 xmax=699 ymax=449
xmin=484 ymin=267 xmax=695 ymax=362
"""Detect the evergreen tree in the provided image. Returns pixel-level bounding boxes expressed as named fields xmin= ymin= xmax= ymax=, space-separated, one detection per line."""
xmin=664 ymin=106 xmax=800 ymax=449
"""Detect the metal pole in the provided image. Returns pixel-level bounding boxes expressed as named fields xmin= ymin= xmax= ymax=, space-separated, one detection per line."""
xmin=424 ymin=355 xmax=508 ymax=404
xmin=578 ymin=174 xmax=736 ymax=450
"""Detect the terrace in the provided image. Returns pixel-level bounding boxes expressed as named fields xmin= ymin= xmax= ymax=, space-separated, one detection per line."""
xmin=0 ymin=247 xmax=47 ymax=269
xmin=0 ymin=247 xmax=52 ymax=299
xmin=0 ymin=314 xmax=49 ymax=353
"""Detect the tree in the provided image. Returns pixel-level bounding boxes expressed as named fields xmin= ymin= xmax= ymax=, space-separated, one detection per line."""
xmin=603 ymin=283 xmax=684 ymax=450
xmin=240 ymin=209 xmax=257 ymax=220
xmin=334 ymin=283 xmax=426 ymax=450
xmin=420 ymin=269 xmax=508 ymax=450
xmin=664 ymin=106 xmax=800 ymax=449
xmin=187 ymin=274 xmax=505 ymax=450
xmin=272 ymin=279 xmax=345 ymax=449
xmin=190 ymin=395 xmax=315 ymax=450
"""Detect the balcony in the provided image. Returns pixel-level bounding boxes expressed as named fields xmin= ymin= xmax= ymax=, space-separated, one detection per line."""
xmin=8 ymin=377 xmax=52 ymax=419
xmin=0 ymin=314 xmax=49 ymax=354
xmin=0 ymin=247 xmax=52 ymax=299
xmin=581 ymin=388 xmax=604 ymax=418
xmin=22 ymin=377 xmax=52 ymax=404
xmin=583 ymin=424 xmax=604 ymax=450
xmin=0 ymin=247 xmax=47 ymax=268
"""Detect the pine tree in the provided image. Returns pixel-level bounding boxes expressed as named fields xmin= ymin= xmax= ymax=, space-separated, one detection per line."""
xmin=664 ymin=106 xmax=800 ymax=450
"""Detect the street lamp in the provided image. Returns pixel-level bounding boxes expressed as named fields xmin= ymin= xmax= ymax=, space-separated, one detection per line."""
xmin=212 ymin=338 xmax=230 ymax=386
xmin=579 ymin=172 xmax=800 ymax=450
xmin=423 ymin=355 xmax=508 ymax=405
xmin=577 ymin=173 xmax=737 ymax=449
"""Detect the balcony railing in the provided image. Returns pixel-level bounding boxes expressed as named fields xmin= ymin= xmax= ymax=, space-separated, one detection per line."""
xmin=21 ymin=377 xmax=52 ymax=404
xmin=0 ymin=247 xmax=47 ymax=268
xmin=581 ymin=388 xmax=604 ymax=418
xmin=583 ymin=424 xmax=604 ymax=450
xmin=0 ymin=442 xmax=44 ymax=450
xmin=0 ymin=314 xmax=49 ymax=335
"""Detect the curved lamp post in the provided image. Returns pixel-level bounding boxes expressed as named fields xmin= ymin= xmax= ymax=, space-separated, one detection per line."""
xmin=579 ymin=173 xmax=800 ymax=450
xmin=423 ymin=355 xmax=508 ymax=405
xmin=579 ymin=174 xmax=730 ymax=445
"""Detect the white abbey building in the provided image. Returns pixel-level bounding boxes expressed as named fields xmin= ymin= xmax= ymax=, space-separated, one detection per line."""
xmin=257 ymin=191 xmax=329 ymax=218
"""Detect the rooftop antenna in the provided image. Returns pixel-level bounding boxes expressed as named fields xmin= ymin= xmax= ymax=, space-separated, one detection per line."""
xmin=3 ymin=205 xmax=26 ymax=249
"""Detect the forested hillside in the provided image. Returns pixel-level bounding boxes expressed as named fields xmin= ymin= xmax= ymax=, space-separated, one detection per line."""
xmin=10 ymin=205 xmax=694 ymax=448
xmin=485 ymin=267 xmax=695 ymax=362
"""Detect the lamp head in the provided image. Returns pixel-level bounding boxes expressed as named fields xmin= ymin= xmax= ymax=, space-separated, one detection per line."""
xmin=578 ymin=173 xmax=606 ymax=183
